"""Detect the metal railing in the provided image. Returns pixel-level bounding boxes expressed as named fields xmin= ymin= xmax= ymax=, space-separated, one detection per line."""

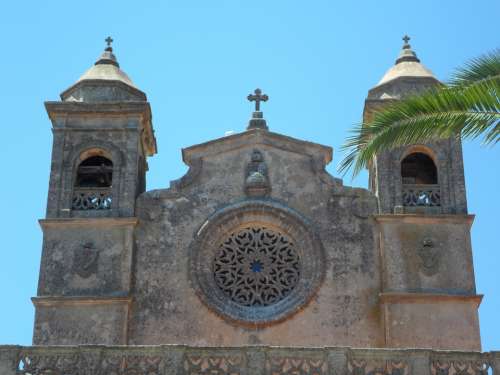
xmin=1 ymin=345 xmax=497 ymax=375
xmin=402 ymin=184 xmax=441 ymax=207
xmin=72 ymin=187 xmax=112 ymax=210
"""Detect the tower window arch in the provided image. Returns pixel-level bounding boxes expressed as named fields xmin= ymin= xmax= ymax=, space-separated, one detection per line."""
xmin=75 ymin=156 xmax=113 ymax=188
xmin=72 ymin=153 xmax=113 ymax=210
xmin=401 ymin=152 xmax=440 ymax=207
xmin=401 ymin=152 xmax=437 ymax=185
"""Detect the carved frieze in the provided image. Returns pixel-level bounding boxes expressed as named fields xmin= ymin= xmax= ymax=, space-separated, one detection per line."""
xmin=348 ymin=359 xmax=408 ymax=375
xmin=183 ymin=353 xmax=244 ymax=375
xmin=267 ymin=355 xmax=328 ymax=375
xmin=432 ymin=360 xmax=490 ymax=375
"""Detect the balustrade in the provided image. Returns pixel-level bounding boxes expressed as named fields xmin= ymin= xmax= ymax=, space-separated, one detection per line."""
xmin=1 ymin=345 xmax=497 ymax=375
xmin=72 ymin=187 xmax=112 ymax=210
xmin=402 ymin=184 xmax=441 ymax=207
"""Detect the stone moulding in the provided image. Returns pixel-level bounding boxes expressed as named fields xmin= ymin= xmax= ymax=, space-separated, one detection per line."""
xmin=31 ymin=295 xmax=132 ymax=307
xmin=374 ymin=214 xmax=475 ymax=226
xmin=379 ymin=293 xmax=483 ymax=307
xmin=3 ymin=345 xmax=498 ymax=375
xmin=39 ymin=217 xmax=138 ymax=229
xmin=189 ymin=199 xmax=326 ymax=327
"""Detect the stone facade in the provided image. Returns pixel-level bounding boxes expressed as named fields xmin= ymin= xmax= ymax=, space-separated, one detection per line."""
xmin=27 ymin=36 xmax=484 ymax=361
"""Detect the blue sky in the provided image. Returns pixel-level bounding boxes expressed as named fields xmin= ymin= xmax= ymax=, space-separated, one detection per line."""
xmin=0 ymin=1 xmax=499 ymax=350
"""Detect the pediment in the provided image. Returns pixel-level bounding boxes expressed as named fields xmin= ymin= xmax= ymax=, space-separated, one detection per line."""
xmin=182 ymin=129 xmax=333 ymax=168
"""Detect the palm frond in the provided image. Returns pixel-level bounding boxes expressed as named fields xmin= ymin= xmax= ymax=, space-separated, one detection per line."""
xmin=450 ymin=49 xmax=500 ymax=86
xmin=338 ymin=76 xmax=500 ymax=176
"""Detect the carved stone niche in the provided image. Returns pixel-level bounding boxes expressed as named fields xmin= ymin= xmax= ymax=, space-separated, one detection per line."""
xmin=244 ymin=149 xmax=270 ymax=197
xmin=189 ymin=200 xmax=325 ymax=326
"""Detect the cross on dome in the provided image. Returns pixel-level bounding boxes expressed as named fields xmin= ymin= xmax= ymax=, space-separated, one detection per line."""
xmin=105 ymin=36 xmax=113 ymax=51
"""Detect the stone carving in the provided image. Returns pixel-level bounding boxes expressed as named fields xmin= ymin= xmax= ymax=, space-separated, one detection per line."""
xmin=267 ymin=356 xmax=328 ymax=375
xmin=101 ymin=354 xmax=163 ymax=375
xmin=417 ymin=238 xmax=440 ymax=276
xmin=244 ymin=149 xmax=270 ymax=196
xmin=183 ymin=354 xmax=243 ymax=375
xmin=213 ymin=227 xmax=300 ymax=307
xmin=17 ymin=352 xmax=100 ymax=375
xmin=72 ymin=242 xmax=99 ymax=278
xmin=432 ymin=360 xmax=490 ymax=375
xmin=348 ymin=359 xmax=408 ymax=375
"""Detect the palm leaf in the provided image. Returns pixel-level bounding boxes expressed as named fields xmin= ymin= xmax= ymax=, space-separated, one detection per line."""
xmin=339 ymin=49 xmax=500 ymax=177
xmin=450 ymin=48 xmax=500 ymax=86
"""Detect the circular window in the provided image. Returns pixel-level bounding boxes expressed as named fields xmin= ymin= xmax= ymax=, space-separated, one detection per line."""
xmin=190 ymin=200 xmax=324 ymax=326
xmin=213 ymin=227 xmax=300 ymax=307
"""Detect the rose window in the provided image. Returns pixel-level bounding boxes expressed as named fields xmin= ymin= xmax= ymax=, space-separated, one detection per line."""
xmin=213 ymin=227 xmax=301 ymax=307
xmin=190 ymin=201 xmax=324 ymax=325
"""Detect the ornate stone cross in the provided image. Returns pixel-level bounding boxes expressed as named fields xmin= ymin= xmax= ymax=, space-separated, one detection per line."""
xmin=247 ymin=88 xmax=269 ymax=112
xmin=105 ymin=36 xmax=113 ymax=49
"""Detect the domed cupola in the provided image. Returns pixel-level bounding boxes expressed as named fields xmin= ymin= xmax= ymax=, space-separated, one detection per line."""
xmin=367 ymin=35 xmax=440 ymax=101
xmin=60 ymin=37 xmax=147 ymax=103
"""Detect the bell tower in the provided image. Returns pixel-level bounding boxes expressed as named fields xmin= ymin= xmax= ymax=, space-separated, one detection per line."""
xmin=364 ymin=36 xmax=467 ymax=215
xmin=33 ymin=38 xmax=157 ymax=345
xmin=364 ymin=37 xmax=481 ymax=350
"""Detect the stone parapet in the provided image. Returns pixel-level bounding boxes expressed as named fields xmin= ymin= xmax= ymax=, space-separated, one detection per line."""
xmin=2 ymin=345 xmax=496 ymax=375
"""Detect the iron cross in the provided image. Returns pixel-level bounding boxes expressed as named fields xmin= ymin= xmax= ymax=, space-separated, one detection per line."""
xmin=402 ymin=35 xmax=410 ymax=45
xmin=247 ymin=88 xmax=269 ymax=112
xmin=105 ymin=36 xmax=113 ymax=48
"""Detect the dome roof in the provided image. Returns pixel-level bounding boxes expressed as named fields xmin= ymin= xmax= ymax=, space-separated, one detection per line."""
xmin=375 ymin=36 xmax=437 ymax=88
xmin=60 ymin=38 xmax=145 ymax=102
xmin=76 ymin=47 xmax=137 ymax=88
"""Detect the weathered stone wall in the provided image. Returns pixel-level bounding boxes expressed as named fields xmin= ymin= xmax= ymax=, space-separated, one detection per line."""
xmin=129 ymin=130 xmax=381 ymax=347
xmin=32 ymin=126 xmax=482 ymax=350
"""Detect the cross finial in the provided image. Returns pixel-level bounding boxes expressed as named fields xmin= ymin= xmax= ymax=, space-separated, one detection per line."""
xmin=105 ymin=36 xmax=113 ymax=50
xmin=402 ymin=35 xmax=410 ymax=46
xmin=247 ymin=88 xmax=269 ymax=112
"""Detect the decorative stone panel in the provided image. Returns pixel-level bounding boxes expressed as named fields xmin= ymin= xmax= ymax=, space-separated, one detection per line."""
xmin=189 ymin=199 xmax=325 ymax=326
xmin=266 ymin=350 xmax=329 ymax=375
xmin=183 ymin=351 xmax=246 ymax=375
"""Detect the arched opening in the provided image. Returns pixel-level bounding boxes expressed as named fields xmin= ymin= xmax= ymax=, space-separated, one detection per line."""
xmin=72 ymin=155 xmax=113 ymax=210
xmin=401 ymin=153 xmax=437 ymax=184
xmin=401 ymin=152 xmax=440 ymax=207
xmin=75 ymin=156 xmax=113 ymax=188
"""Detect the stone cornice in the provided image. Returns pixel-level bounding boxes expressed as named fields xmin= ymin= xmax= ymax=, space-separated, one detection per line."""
xmin=60 ymin=79 xmax=147 ymax=101
xmin=379 ymin=292 xmax=483 ymax=307
xmin=39 ymin=217 xmax=138 ymax=229
xmin=44 ymin=101 xmax=157 ymax=156
xmin=182 ymin=128 xmax=333 ymax=167
xmin=32 ymin=295 xmax=132 ymax=307
xmin=45 ymin=101 xmax=151 ymax=116
xmin=374 ymin=214 xmax=475 ymax=226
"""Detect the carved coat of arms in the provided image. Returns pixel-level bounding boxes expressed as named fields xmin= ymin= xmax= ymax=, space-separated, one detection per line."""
xmin=417 ymin=238 xmax=440 ymax=276
xmin=72 ymin=242 xmax=99 ymax=278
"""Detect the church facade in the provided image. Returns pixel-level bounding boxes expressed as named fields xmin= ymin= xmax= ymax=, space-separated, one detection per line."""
xmin=1 ymin=37 xmax=497 ymax=375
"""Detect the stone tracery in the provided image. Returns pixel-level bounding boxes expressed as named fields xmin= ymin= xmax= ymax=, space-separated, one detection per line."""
xmin=213 ymin=227 xmax=300 ymax=307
